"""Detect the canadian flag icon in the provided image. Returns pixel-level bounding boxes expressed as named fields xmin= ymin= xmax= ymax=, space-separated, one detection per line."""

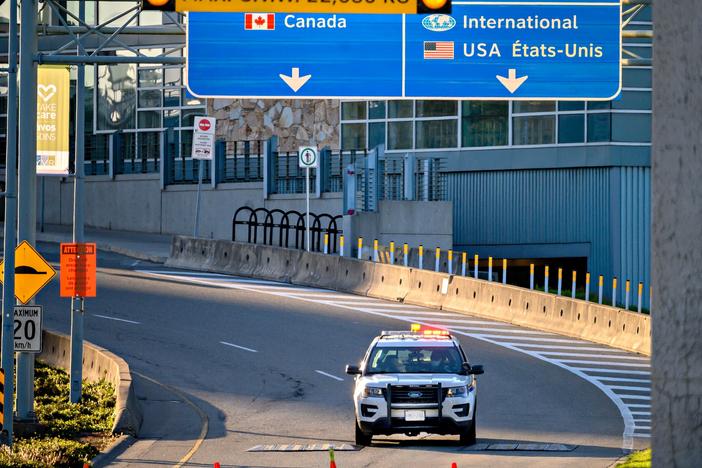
xmin=244 ymin=13 xmax=275 ymax=30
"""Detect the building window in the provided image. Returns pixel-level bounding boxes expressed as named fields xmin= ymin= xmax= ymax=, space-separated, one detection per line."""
xmin=587 ymin=113 xmax=611 ymax=142
xmin=388 ymin=121 xmax=413 ymax=150
xmin=416 ymin=119 xmax=457 ymax=149
xmin=461 ymin=101 xmax=508 ymax=147
xmin=341 ymin=122 xmax=366 ymax=150
xmin=558 ymin=114 xmax=585 ymax=143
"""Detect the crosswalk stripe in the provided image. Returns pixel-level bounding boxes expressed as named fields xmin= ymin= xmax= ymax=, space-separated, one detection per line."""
xmin=594 ymin=377 xmax=651 ymax=384
xmin=617 ymin=394 xmax=651 ymax=400
xmin=557 ymin=359 xmax=650 ymax=368
xmin=536 ymin=352 xmax=649 ymax=360
xmin=579 ymin=367 xmax=651 ymax=375
xmin=507 ymin=343 xmax=631 ymax=353
xmin=607 ymin=385 xmax=650 ymax=392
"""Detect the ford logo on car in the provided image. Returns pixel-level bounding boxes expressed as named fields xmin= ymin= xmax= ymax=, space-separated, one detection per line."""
xmin=408 ymin=391 xmax=423 ymax=398
xmin=422 ymin=14 xmax=456 ymax=32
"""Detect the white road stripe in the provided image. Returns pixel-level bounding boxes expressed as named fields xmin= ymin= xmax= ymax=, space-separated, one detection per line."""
xmin=357 ymin=310 xmax=469 ymax=318
xmin=536 ymin=352 xmax=649 ymax=360
xmin=507 ymin=343 xmax=631 ymax=353
xmin=315 ymin=370 xmax=344 ymax=382
xmin=617 ymin=395 xmax=651 ymax=401
xmin=608 ymin=385 xmax=650 ymax=392
xmin=220 ymin=341 xmax=258 ymax=353
xmin=626 ymin=404 xmax=651 ymax=408
xmin=633 ymin=419 xmax=651 ymax=423
xmin=472 ymin=334 xmax=583 ymax=343
xmin=93 ymin=314 xmax=141 ymax=324
xmin=595 ymin=377 xmax=651 ymax=384
xmin=635 ymin=426 xmax=651 ymax=430
xmin=631 ymin=411 xmax=651 ymax=416
xmin=447 ymin=326 xmax=554 ymax=335
xmin=557 ymin=359 xmax=650 ymax=368
xmin=579 ymin=368 xmax=651 ymax=376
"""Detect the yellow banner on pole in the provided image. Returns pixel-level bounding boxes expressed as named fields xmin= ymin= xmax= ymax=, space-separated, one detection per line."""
xmin=36 ymin=66 xmax=70 ymax=176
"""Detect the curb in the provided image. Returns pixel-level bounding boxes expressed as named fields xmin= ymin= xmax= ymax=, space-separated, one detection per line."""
xmin=90 ymin=434 xmax=136 ymax=468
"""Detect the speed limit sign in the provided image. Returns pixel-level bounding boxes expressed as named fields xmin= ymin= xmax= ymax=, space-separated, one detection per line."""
xmin=13 ymin=305 xmax=42 ymax=353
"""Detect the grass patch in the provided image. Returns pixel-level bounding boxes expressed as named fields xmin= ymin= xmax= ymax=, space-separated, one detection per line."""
xmin=617 ymin=448 xmax=652 ymax=468
xmin=0 ymin=362 xmax=116 ymax=467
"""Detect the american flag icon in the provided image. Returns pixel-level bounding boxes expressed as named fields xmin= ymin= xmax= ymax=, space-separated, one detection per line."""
xmin=424 ymin=41 xmax=454 ymax=60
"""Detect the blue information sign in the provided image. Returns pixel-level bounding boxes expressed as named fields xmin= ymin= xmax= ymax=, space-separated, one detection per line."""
xmin=186 ymin=0 xmax=621 ymax=100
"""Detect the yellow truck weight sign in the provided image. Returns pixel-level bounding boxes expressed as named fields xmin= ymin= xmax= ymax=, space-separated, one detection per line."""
xmin=176 ymin=0 xmax=450 ymax=14
xmin=0 ymin=241 xmax=57 ymax=304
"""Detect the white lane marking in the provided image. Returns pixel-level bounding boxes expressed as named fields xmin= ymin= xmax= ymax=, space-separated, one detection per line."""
xmin=632 ymin=433 xmax=651 ymax=438
xmin=220 ymin=341 xmax=258 ymax=353
xmin=594 ymin=377 xmax=651 ymax=384
xmin=358 ymin=310 xmax=470 ymax=318
xmin=626 ymin=403 xmax=651 ymax=408
xmin=635 ymin=426 xmax=651 ymax=430
xmin=557 ymin=359 xmax=650 ymax=368
xmin=579 ymin=367 xmax=651 ymax=375
xmin=93 ymin=314 xmax=141 ymax=324
xmin=537 ymin=352 xmax=649 ymax=360
xmin=507 ymin=343 xmax=631 ymax=353
xmin=130 ymin=260 xmax=141 ymax=267
xmin=472 ymin=334 xmax=583 ymax=343
xmin=140 ymin=269 xmax=650 ymax=450
xmin=634 ymin=419 xmax=651 ymax=423
xmin=315 ymin=370 xmax=344 ymax=382
xmin=608 ymin=385 xmax=650 ymax=392
xmin=617 ymin=394 xmax=651 ymax=400
xmin=328 ymin=301 xmax=411 ymax=307
xmin=631 ymin=411 xmax=651 ymax=416
xmin=446 ymin=325 xmax=558 ymax=335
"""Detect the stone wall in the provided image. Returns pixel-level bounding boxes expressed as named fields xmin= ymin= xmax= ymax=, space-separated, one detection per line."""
xmin=209 ymin=99 xmax=340 ymax=151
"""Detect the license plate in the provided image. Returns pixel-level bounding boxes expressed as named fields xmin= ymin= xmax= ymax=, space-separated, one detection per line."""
xmin=404 ymin=410 xmax=425 ymax=421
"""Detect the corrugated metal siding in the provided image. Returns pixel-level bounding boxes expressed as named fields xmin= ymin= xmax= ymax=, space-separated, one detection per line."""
xmin=615 ymin=166 xmax=651 ymax=308
xmin=448 ymin=166 xmax=652 ymax=309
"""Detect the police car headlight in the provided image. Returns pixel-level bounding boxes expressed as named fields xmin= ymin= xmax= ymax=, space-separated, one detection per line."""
xmin=446 ymin=386 xmax=468 ymax=398
xmin=362 ymin=386 xmax=384 ymax=398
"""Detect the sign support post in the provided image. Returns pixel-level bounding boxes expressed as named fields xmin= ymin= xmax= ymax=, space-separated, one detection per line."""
xmin=70 ymin=0 xmax=86 ymax=404
xmin=16 ymin=0 xmax=39 ymax=422
xmin=306 ymin=166 xmax=310 ymax=251
xmin=298 ymin=147 xmax=319 ymax=252
xmin=1 ymin=0 xmax=19 ymax=445
xmin=191 ymin=116 xmax=216 ymax=238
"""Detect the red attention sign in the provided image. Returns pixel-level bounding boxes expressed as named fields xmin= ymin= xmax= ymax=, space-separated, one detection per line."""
xmin=60 ymin=243 xmax=97 ymax=298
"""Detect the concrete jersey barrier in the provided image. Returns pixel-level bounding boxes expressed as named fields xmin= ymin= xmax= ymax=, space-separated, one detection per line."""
xmin=168 ymin=236 xmax=651 ymax=356
xmin=39 ymin=330 xmax=142 ymax=435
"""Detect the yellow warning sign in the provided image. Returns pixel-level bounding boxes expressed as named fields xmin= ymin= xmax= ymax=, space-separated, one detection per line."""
xmin=0 ymin=241 xmax=57 ymax=304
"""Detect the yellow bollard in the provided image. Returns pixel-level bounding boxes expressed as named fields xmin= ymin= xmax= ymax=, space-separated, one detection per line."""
xmin=488 ymin=256 xmax=493 ymax=281
xmin=502 ymin=258 xmax=507 ymax=284
xmin=435 ymin=247 xmax=441 ymax=272
xmin=373 ymin=239 xmax=379 ymax=262
xmin=357 ymin=237 xmax=363 ymax=260
xmin=389 ymin=241 xmax=395 ymax=264
xmin=324 ymin=233 xmax=329 ymax=254
xmin=403 ymin=242 xmax=409 ymax=267
xmin=339 ymin=235 xmax=344 ymax=257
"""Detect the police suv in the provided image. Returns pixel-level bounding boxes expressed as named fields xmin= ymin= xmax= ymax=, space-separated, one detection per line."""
xmin=346 ymin=325 xmax=484 ymax=446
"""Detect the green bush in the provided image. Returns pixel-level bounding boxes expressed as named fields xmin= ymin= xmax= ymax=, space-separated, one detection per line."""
xmin=0 ymin=437 xmax=97 ymax=467
xmin=34 ymin=363 xmax=115 ymax=437
xmin=0 ymin=363 xmax=116 ymax=466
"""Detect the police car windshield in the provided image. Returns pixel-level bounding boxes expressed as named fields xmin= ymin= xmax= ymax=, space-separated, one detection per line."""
xmin=367 ymin=346 xmax=463 ymax=374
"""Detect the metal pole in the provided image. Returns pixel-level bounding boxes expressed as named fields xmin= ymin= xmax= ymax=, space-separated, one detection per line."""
xmin=557 ymin=268 xmax=562 ymax=295
xmin=69 ymin=0 xmax=86 ymax=404
xmin=502 ymin=258 xmax=507 ymax=284
xmin=598 ymin=275 xmax=604 ymax=304
xmin=306 ymin=166 xmax=310 ymax=252
xmin=418 ymin=245 xmax=423 ymax=269
xmin=39 ymin=177 xmax=44 ymax=233
xmin=1 ymin=0 xmax=20 ymax=444
xmin=625 ymin=280 xmax=631 ymax=310
xmin=488 ymin=257 xmax=493 ymax=281
xmin=544 ymin=266 xmax=550 ymax=293
xmin=16 ymin=0 xmax=39 ymax=421
xmin=529 ymin=264 xmax=534 ymax=290
xmin=473 ymin=254 xmax=478 ymax=279
xmin=193 ymin=159 xmax=203 ymax=237
xmin=461 ymin=252 xmax=466 ymax=276
xmin=571 ymin=271 xmax=577 ymax=299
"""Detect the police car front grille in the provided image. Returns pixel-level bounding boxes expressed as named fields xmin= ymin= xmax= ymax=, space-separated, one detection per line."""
xmin=390 ymin=385 xmax=440 ymax=404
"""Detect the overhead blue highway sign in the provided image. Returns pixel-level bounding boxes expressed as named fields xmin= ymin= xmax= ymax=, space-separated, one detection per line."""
xmin=186 ymin=0 xmax=621 ymax=100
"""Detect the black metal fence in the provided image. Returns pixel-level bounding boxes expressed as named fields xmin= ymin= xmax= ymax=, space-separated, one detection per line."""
xmin=232 ymin=206 xmax=343 ymax=253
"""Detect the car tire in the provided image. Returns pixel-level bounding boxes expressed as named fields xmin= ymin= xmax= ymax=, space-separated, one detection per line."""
xmin=459 ymin=405 xmax=477 ymax=446
xmin=355 ymin=422 xmax=372 ymax=446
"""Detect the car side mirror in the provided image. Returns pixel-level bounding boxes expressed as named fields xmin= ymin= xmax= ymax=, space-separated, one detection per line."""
xmin=469 ymin=364 xmax=485 ymax=375
xmin=460 ymin=362 xmax=471 ymax=375
xmin=346 ymin=365 xmax=361 ymax=375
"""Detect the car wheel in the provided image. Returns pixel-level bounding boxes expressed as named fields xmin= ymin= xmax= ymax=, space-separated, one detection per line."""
xmin=355 ymin=422 xmax=372 ymax=446
xmin=459 ymin=405 xmax=477 ymax=446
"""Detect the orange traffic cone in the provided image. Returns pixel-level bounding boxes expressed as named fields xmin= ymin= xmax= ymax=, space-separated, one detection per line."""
xmin=451 ymin=463 xmax=458 ymax=468
xmin=329 ymin=447 xmax=337 ymax=468
xmin=214 ymin=463 xmax=221 ymax=468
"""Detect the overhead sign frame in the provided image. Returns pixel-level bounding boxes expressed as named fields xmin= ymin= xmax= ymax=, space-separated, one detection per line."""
xmin=185 ymin=1 xmax=622 ymax=101
xmin=176 ymin=0 xmax=451 ymax=15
